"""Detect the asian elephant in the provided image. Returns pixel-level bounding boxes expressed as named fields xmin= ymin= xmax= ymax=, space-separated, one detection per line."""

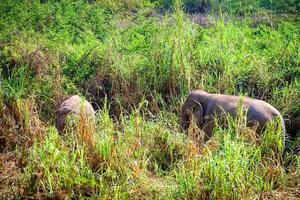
xmin=180 ymin=90 xmax=286 ymax=144
xmin=55 ymin=95 xmax=95 ymax=133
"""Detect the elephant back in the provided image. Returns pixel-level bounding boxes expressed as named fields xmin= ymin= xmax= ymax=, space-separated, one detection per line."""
xmin=55 ymin=95 xmax=95 ymax=133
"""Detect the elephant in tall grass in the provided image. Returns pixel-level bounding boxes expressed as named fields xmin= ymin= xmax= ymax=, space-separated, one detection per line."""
xmin=180 ymin=90 xmax=286 ymax=144
xmin=56 ymin=95 xmax=95 ymax=133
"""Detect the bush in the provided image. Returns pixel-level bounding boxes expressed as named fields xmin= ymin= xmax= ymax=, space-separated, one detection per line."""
xmin=0 ymin=0 xmax=299 ymax=199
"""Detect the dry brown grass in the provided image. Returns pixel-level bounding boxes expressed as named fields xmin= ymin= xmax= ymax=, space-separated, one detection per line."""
xmin=0 ymin=152 xmax=21 ymax=199
xmin=0 ymin=98 xmax=44 ymax=152
xmin=28 ymin=48 xmax=51 ymax=79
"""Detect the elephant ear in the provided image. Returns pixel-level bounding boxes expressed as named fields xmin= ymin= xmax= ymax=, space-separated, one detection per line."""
xmin=192 ymin=100 xmax=204 ymax=126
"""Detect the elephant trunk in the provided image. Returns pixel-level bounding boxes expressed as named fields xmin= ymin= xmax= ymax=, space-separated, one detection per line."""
xmin=180 ymin=112 xmax=190 ymax=132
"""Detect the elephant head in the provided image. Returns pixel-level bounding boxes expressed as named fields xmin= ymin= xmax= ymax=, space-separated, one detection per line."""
xmin=180 ymin=91 xmax=205 ymax=131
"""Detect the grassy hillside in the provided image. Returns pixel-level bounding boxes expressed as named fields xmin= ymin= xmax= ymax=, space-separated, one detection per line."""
xmin=0 ymin=0 xmax=299 ymax=199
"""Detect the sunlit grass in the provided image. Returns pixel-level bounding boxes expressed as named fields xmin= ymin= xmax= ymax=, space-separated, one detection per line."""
xmin=0 ymin=0 xmax=299 ymax=199
xmin=20 ymin=104 xmax=295 ymax=199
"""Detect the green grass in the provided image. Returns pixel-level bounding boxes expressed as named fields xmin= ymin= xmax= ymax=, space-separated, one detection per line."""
xmin=18 ymin=106 xmax=292 ymax=199
xmin=0 ymin=0 xmax=299 ymax=199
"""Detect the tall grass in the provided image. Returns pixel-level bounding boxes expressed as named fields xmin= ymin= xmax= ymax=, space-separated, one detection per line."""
xmin=0 ymin=0 xmax=299 ymax=199
xmin=20 ymin=104 xmax=292 ymax=199
xmin=156 ymin=0 xmax=299 ymax=14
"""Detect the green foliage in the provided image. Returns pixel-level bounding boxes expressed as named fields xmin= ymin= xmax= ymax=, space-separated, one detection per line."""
xmin=21 ymin=106 xmax=292 ymax=199
xmin=0 ymin=0 xmax=299 ymax=199
xmin=23 ymin=128 xmax=94 ymax=196
xmin=153 ymin=0 xmax=300 ymax=14
xmin=2 ymin=66 xmax=34 ymax=100
xmin=171 ymin=112 xmax=287 ymax=199
xmin=92 ymin=0 xmax=154 ymax=11
xmin=261 ymin=0 xmax=300 ymax=14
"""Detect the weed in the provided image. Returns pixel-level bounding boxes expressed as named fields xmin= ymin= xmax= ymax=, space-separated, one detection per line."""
xmin=0 ymin=0 xmax=299 ymax=199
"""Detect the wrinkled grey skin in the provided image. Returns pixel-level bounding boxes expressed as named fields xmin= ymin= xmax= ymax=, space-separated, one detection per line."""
xmin=181 ymin=90 xmax=286 ymax=144
xmin=55 ymin=95 xmax=95 ymax=133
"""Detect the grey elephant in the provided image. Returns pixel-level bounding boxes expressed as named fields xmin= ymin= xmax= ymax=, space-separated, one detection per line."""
xmin=55 ymin=95 xmax=95 ymax=133
xmin=180 ymin=90 xmax=286 ymax=144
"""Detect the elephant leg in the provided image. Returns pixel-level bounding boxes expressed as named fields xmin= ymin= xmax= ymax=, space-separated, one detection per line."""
xmin=247 ymin=119 xmax=264 ymax=135
xmin=202 ymin=120 xmax=215 ymax=142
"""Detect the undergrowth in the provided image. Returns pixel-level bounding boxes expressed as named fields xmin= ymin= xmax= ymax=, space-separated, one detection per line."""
xmin=0 ymin=0 xmax=299 ymax=199
xmin=20 ymin=105 xmax=295 ymax=199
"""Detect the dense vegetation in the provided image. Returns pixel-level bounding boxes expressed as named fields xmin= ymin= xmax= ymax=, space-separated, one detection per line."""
xmin=0 ymin=0 xmax=299 ymax=199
